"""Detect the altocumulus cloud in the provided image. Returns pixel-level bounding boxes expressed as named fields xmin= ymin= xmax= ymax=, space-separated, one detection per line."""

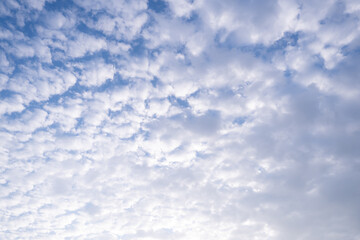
xmin=0 ymin=0 xmax=360 ymax=239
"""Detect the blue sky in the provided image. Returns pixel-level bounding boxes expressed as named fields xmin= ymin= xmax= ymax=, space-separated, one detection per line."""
xmin=1 ymin=0 xmax=360 ymax=239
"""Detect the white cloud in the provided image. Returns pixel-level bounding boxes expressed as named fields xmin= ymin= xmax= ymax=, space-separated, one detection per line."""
xmin=78 ymin=59 xmax=115 ymax=87
xmin=44 ymin=11 xmax=67 ymax=29
xmin=1 ymin=0 xmax=360 ymax=239
xmin=1 ymin=108 xmax=50 ymax=133
xmin=9 ymin=43 xmax=35 ymax=58
xmin=67 ymin=33 xmax=107 ymax=58
xmin=0 ymin=28 xmax=13 ymax=39
xmin=6 ymin=64 xmax=77 ymax=106
xmin=0 ymin=94 xmax=25 ymax=115
xmin=23 ymin=0 xmax=47 ymax=10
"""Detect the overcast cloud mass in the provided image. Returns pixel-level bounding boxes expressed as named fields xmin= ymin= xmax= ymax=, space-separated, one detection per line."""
xmin=1 ymin=0 xmax=360 ymax=239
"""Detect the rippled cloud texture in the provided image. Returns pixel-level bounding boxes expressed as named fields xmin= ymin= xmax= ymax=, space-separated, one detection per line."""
xmin=1 ymin=0 xmax=360 ymax=239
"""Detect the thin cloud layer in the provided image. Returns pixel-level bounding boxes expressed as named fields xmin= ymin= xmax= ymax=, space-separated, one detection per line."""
xmin=1 ymin=0 xmax=360 ymax=239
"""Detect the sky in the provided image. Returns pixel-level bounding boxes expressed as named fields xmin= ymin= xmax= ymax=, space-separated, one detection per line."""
xmin=0 ymin=0 xmax=360 ymax=239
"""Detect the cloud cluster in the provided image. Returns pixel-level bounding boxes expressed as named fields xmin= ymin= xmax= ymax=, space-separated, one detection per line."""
xmin=1 ymin=0 xmax=360 ymax=239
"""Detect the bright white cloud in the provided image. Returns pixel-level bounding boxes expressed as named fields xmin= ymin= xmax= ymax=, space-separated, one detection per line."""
xmin=0 ymin=0 xmax=360 ymax=239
